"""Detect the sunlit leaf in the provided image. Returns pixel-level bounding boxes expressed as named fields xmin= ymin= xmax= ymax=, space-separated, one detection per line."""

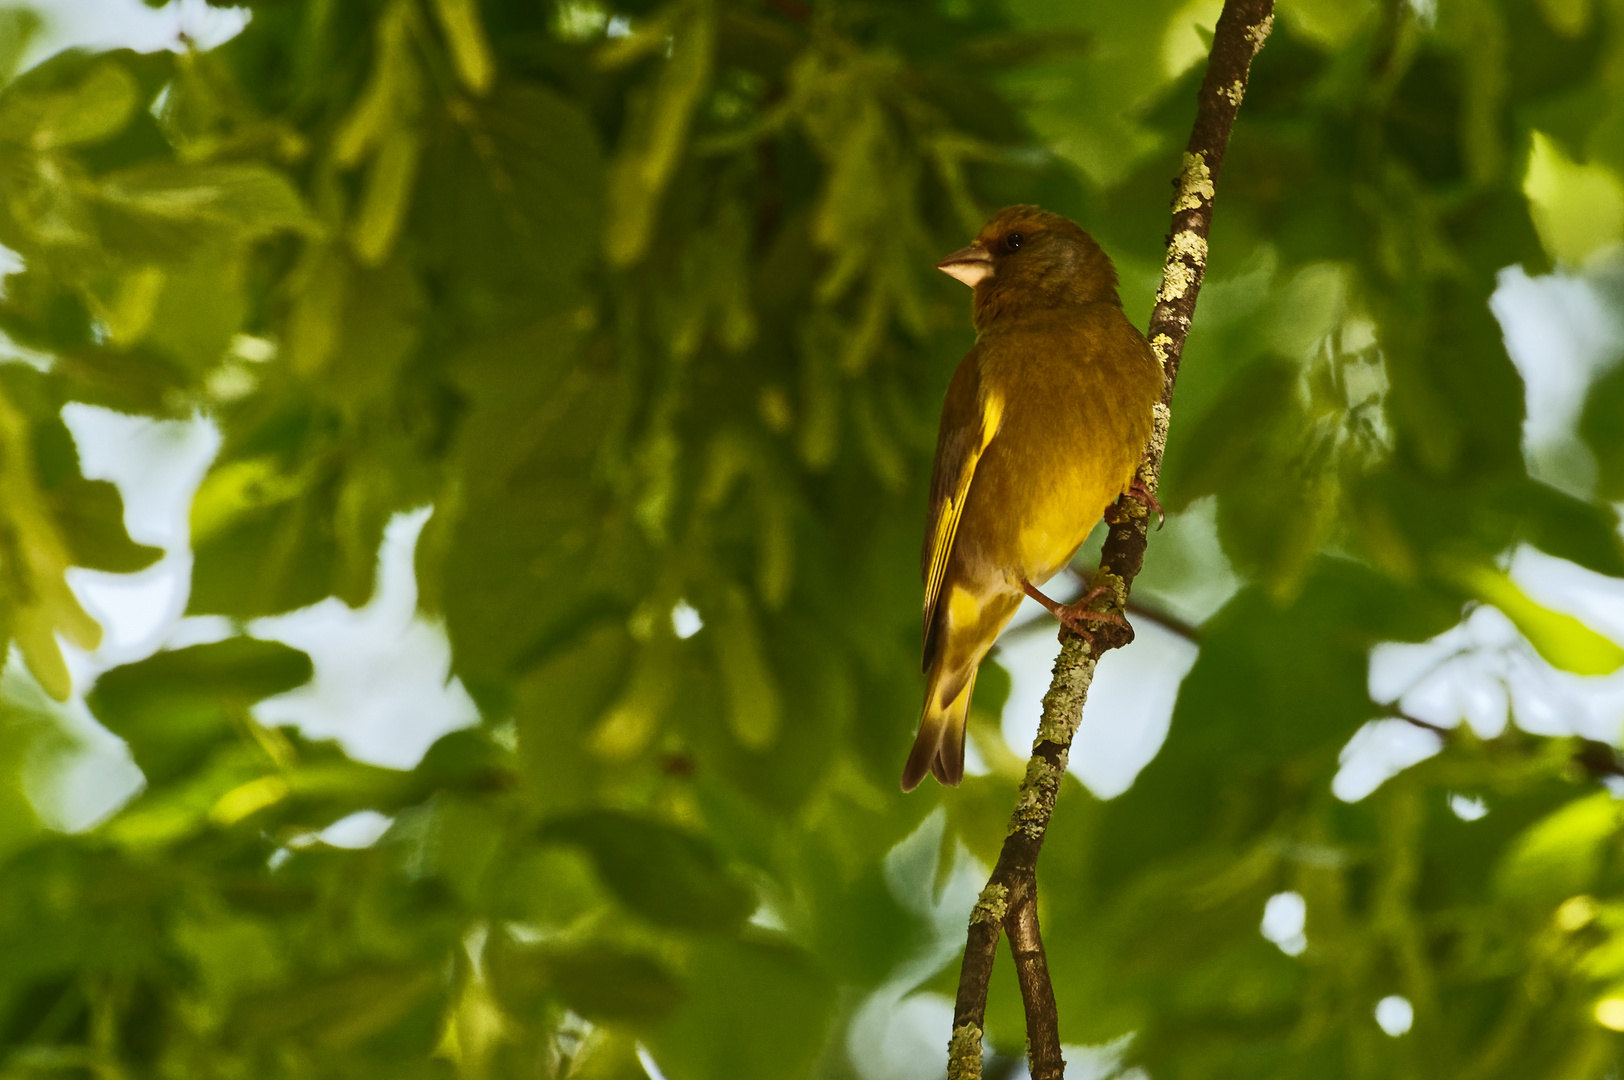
xmin=1524 ymin=131 xmax=1624 ymax=266
xmin=1451 ymin=561 xmax=1624 ymax=676
xmin=1496 ymin=791 xmax=1622 ymax=904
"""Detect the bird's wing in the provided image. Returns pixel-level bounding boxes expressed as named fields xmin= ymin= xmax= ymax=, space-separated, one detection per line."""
xmin=922 ymin=353 xmax=1003 ymax=673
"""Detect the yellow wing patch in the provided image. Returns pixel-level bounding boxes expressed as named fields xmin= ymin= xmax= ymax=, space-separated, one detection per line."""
xmin=923 ymin=389 xmax=1003 ymax=634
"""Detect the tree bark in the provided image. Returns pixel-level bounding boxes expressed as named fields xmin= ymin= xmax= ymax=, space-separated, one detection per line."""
xmin=945 ymin=3 xmax=1277 ymax=1077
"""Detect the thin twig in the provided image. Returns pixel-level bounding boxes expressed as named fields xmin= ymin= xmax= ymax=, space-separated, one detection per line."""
xmin=1392 ymin=710 xmax=1624 ymax=783
xmin=1395 ymin=711 xmax=1451 ymax=736
xmin=946 ymin=3 xmax=1276 ymax=1077
xmin=1126 ymin=601 xmax=1202 ymax=644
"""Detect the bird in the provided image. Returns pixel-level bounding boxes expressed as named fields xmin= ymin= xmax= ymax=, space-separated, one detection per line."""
xmin=902 ymin=206 xmax=1164 ymax=792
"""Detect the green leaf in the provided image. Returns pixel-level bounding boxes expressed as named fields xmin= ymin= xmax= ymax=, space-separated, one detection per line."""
xmin=227 ymin=966 xmax=442 ymax=1051
xmin=87 ymin=638 xmax=312 ymax=785
xmin=555 ymin=1028 xmax=650 ymax=1080
xmin=1451 ymin=561 xmax=1624 ymax=676
xmin=0 ymin=662 xmax=78 ymax=859
xmin=1524 ymin=131 xmax=1624 ymax=265
xmin=332 ymin=0 xmax=420 ymax=169
xmin=1161 ymin=358 xmax=1296 ymax=511
xmin=509 ymin=621 xmax=630 ymax=813
xmin=141 ymin=247 xmax=249 ymax=368
xmin=603 ymin=0 xmax=716 ymax=266
xmin=543 ymin=941 xmax=684 ymax=1024
xmin=676 ymin=614 xmax=849 ymax=815
xmin=590 ymin=633 xmax=678 ymax=761
xmin=1582 ymin=361 xmax=1624 ymax=502
xmin=711 ymin=586 xmax=782 ymax=751
xmin=95 ymin=161 xmax=321 ymax=247
xmin=642 ymin=938 xmax=835 ymax=1080
xmin=1496 ymin=791 xmax=1622 ymax=904
xmin=47 ymin=474 xmax=163 ymax=573
xmin=416 ymin=81 xmax=604 ymax=331
xmin=429 ymin=0 xmax=495 ymax=95
xmin=0 ymin=383 xmax=101 ymax=699
xmin=0 ymin=8 xmax=42 ymax=87
xmin=0 ymin=58 xmax=137 ymax=149
xmin=350 ymin=127 xmax=420 ymax=267
xmin=440 ymin=319 xmax=637 ymax=680
xmin=541 ymin=810 xmax=754 ymax=932
xmin=1511 ymin=477 xmax=1624 ymax=579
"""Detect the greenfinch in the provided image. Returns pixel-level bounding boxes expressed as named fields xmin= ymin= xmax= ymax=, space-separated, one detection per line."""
xmin=903 ymin=206 xmax=1163 ymax=792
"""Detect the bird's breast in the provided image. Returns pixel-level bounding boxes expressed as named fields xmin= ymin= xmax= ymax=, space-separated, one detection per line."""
xmin=956 ymin=318 xmax=1157 ymax=591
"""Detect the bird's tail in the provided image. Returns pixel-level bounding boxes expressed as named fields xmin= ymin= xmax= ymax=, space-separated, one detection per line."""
xmin=901 ymin=665 xmax=978 ymax=792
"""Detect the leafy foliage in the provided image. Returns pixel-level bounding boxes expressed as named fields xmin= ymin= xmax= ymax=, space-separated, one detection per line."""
xmin=0 ymin=0 xmax=1622 ymax=1077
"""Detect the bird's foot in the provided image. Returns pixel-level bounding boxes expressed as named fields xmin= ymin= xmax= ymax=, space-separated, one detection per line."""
xmin=1129 ymin=479 xmax=1165 ymax=528
xmin=1021 ymin=582 xmax=1133 ymax=650
xmin=1110 ymin=478 xmax=1164 ymax=529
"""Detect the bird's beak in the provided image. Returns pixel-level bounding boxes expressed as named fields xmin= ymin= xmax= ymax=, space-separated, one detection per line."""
xmin=936 ymin=242 xmax=993 ymax=288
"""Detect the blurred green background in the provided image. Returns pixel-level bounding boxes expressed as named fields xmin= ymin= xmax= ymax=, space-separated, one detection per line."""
xmin=2 ymin=0 xmax=1624 ymax=1077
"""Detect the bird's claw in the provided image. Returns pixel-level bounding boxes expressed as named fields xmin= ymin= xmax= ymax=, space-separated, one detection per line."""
xmin=1054 ymin=602 xmax=1128 ymax=644
xmin=1123 ymin=479 xmax=1165 ymax=529
xmin=1022 ymin=581 xmax=1133 ymax=650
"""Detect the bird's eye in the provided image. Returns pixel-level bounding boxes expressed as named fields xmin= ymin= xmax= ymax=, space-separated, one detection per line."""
xmin=1006 ymin=233 xmax=1024 ymax=251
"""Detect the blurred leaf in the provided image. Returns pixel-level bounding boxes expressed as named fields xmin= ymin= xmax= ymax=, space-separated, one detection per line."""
xmin=561 ymin=1028 xmax=650 ymax=1080
xmin=0 ymin=381 xmax=101 ymax=699
xmin=88 ymin=638 xmax=312 ymax=785
xmin=228 ymin=965 xmax=441 ymax=1050
xmin=333 ymin=0 xmax=420 ymax=170
xmin=591 ymin=633 xmax=678 ymax=760
xmin=189 ymin=457 xmax=301 ymax=547
xmin=603 ymin=0 xmax=716 ymax=266
xmin=711 ymin=585 xmax=782 ymax=751
xmin=539 ymin=941 xmax=683 ymax=1024
xmin=96 ymin=161 xmax=320 ymax=245
xmin=1451 ymin=561 xmax=1624 ymax=675
xmin=420 ymin=82 xmax=605 ymax=320
xmin=1581 ymin=362 xmax=1624 ymax=502
xmin=0 ymin=8 xmax=41 ymax=87
xmin=0 ymin=663 xmax=77 ymax=858
xmin=1512 ymin=477 xmax=1624 ymax=579
xmin=37 ymin=442 xmax=162 ymax=573
xmin=420 ymin=794 xmax=505 ymax=908
xmin=1496 ymin=791 xmax=1622 ymax=904
xmin=1524 ymin=131 xmax=1624 ymax=265
xmin=542 ymin=809 xmax=754 ymax=932
xmin=1164 ymin=358 xmax=1296 ymax=511
xmin=0 ymin=59 xmax=137 ymax=149
xmin=643 ymin=937 xmax=835 ymax=1080
xmin=350 ymin=127 xmax=420 ymax=267
xmin=429 ymin=0 xmax=495 ymax=95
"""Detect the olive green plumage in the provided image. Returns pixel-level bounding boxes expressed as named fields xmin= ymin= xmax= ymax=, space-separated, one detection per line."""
xmin=903 ymin=206 xmax=1164 ymax=792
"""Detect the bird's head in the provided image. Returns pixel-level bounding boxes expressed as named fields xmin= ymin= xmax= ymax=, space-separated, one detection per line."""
xmin=936 ymin=206 xmax=1120 ymax=329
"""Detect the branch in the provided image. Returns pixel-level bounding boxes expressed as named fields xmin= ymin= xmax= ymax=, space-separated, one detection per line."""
xmin=1392 ymin=711 xmax=1624 ymax=784
xmin=946 ymin=4 xmax=1276 ymax=1077
xmin=1004 ymin=873 xmax=1061 ymax=1077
